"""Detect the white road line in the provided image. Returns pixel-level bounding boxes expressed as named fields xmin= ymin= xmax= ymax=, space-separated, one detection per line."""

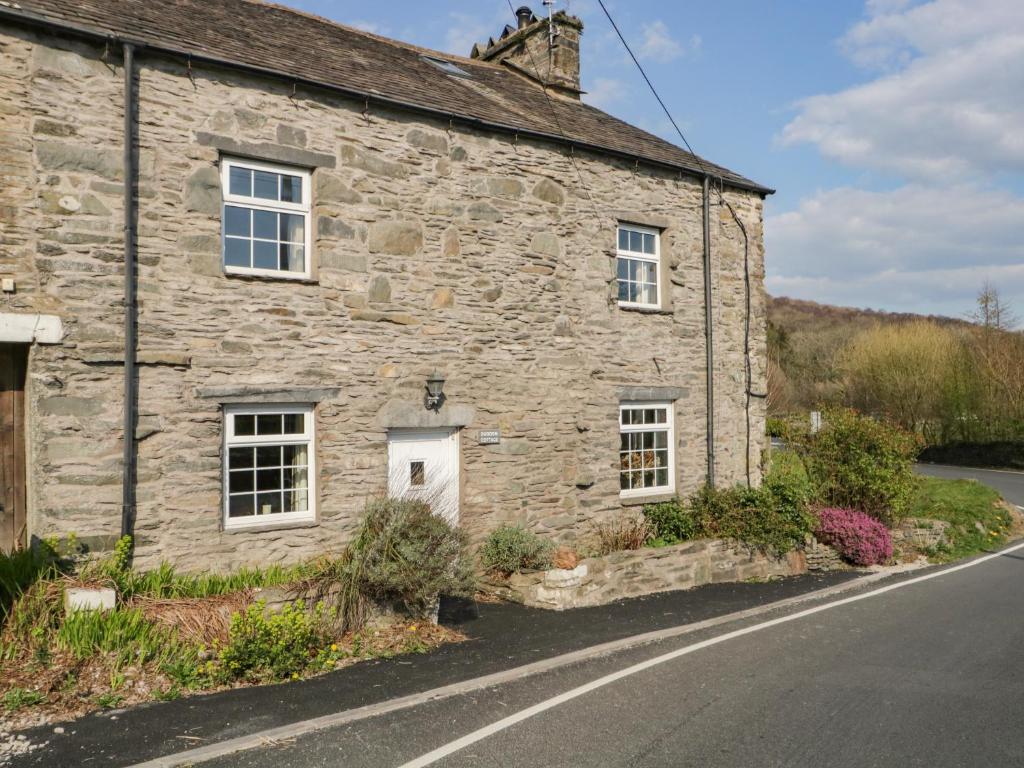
xmin=398 ymin=541 xmax=1024 ymax=768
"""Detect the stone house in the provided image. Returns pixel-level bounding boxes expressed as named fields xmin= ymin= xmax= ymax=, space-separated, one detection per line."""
xmin=0 ymin=0 xmax=772 ymax=569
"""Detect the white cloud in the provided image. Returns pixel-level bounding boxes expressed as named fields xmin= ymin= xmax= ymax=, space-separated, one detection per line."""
xmin=443 ymin=10 xmax=508 ymax=57
xmin=781 ymin=0 xmax=1024 ymax=181
xmin=636 ymin=21 xmax=698 ymax=63
xmin=348 ymin=20 xmax=382 ymax=35
xmin=583 ymin=77 xmax=627 ymax=109
xmin=766 ymin=184 xmax=1024 ymax=316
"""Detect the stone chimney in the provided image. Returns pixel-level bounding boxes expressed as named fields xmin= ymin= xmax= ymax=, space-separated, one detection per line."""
xmin=471 ymin=6 xmax=584 ymax=99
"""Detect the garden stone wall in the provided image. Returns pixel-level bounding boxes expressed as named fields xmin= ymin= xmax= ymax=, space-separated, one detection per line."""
xmin=485 ymin=539 xmax=806 ymax=610
xmin=891 ymin=517 xmax=950 ymax=551
xmin=804 ymin=536 xmax=846 ymax=571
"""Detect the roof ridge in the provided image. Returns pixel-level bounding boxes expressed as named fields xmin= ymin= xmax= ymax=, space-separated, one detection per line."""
xmin=238 ymin=0 xmax=506 ymax=71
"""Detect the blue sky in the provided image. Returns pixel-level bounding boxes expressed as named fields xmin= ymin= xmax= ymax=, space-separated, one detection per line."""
xmin=291 ymin=0 xmax=1024 ymax=321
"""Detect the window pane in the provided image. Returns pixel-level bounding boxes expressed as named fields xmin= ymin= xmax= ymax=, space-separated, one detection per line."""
xmin=643 ymin=233 xmax=655 ymax=254
xmin=656 ymin=468 xmax=669 ymax=487
xmin=229 ymin=446 xmax=254 ymax=469
xmin=618 ymin=228 xmax=628 ymax=250
xmin=256 ymin=468 xmax=281 ymax=492
xmin=617 ymin=279 xmax=630 ymax=302
xmin=229 ymin=494 xmax=255 ymax=518
xmin=283 ymin=467 xmax=308 ymax=490
xmin=410 ymin=461 xmax=426 ymax=487
xmin=280 ymin=175 xmax=302 ymax=203
xmin=280 ymin=244 xmax=304 ymax=272
xmin=616 ymin=257 xmax=629 ymax=281
xmin=253 ymin=170 xmax=279 ymax=200
xmin=639 ymin=282 xmax=658 ymax=306
xmin=630 ymin=230 xmax=643 ymax=252
xmin=229 ymin=167 xmax=252 ymax=197
xmin=641 ymin=261 xmax=658 ymax=284
xmin=224 ymin=237 xmax=251 ymax=268
xmin=233 ymin=415 xmax=256 ymax=437
xmin=621 ymin=410 xmax=631 ymax=426
xmin=229 ymin=470 xmax=255 ymax=494
xmin=620 ymin=472 xmax=630 ymax=490
xmin=643 ymin=431 xmax=654 ymax=449
xmin=284 ymin=490 xmax=308 ymax=513
xmin=256 ymin=492 xmax=282 ymax=515
xmin=655 ymin=431 xmax=667 ymax=449
xmin=253 ymin=209 xmax=277 ymax=240
xmin=224 ymin=206 xmax=250 ymax=237
xmin=655 ymin=449 xmax=669 ymax=468
xmin=282 ymin=443 xmax=308 ymax=466
xmin=280 ymin=213 xmax=304 ymax=243
xmin=256 ymin=445 xmax=281 ymax=467
xmin=644 ymin=409 xmax=656 ymax=424
xmin=253 ymin=240 xmax=278 ymax=270
xmin=655 ymin=409 xmax=667 ymax=424
xmin=643 ymin=470 xmax=655 ymax=488
xmin=283 ymin=414 xmax=305 ymax=435
xmin=256 ymin=414 xmax=283 ymax=435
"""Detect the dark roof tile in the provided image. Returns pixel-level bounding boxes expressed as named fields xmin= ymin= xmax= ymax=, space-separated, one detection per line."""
xmin=8 ymin=0 xmax=772 ymax=194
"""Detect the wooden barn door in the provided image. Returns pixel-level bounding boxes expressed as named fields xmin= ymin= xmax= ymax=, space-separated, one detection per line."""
xmin=0 ymin=344 xmax=27 ymax=551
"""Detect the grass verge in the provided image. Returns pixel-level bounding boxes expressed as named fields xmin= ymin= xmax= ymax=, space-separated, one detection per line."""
xmin=907 ymin=476 xmax=1016 ymax=562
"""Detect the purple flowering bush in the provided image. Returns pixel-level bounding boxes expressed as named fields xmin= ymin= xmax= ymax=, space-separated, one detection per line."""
xmin=815 ymin=507 xmax=893 ymax=566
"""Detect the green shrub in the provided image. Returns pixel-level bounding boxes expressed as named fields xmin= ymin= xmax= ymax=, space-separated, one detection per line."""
xmin=479 ymin=525 xmax=554 ymax=575
xmin=213 ymin=600 xmax=331 ymax=683
xmin=642 ymin=499 xmax=698 ymax=543
xmin=784 ymin=408 xmax=922 ymax=526
xmin=348 ymin=498 xmax=475 ymax=616
xmin=643 ymin=465 xmax=816 ymax=556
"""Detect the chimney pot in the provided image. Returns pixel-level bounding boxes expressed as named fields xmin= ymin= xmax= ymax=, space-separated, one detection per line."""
xmin=516 ymin=6 xmax=534 ymax=29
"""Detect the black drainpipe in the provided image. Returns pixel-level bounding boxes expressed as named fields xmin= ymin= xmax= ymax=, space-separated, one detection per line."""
xmin=120 ymin=42 xmax=138 ymax=541
xmin=702 ymin=175 xmax=715 ymax=487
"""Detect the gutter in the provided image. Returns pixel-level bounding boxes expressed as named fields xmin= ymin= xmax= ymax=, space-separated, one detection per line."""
xmin=120 ymin=42 xmax=138 ymax=541
xmin=0 ymin=5 xmax=773 ymax=197
xmin=702 ymin=177 xmax=715 ymax=487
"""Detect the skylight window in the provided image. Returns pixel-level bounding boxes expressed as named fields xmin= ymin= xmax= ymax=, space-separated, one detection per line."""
xmin=420 ymin=55 xmax=471 ymax=78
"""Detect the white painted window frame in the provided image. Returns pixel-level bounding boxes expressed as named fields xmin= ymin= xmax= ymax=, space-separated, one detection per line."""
xmin=616 ymin=223 xmax=661 ymax=309
xmin=222 ymin=403 xmax=316 ymax=530
xmin=220 ymin=157 xmax=312 ymax=280
xmin=618 ymin=401 xmax=675 ymax=498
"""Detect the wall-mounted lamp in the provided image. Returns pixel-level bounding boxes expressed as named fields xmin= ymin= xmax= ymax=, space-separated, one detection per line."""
xmin=424 ymin=371 xmax=446 ymax=411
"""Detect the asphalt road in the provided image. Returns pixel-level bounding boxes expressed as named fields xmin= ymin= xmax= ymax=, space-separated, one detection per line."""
xmin=916 ymin=462 xmax=1024 ymax=508
xmin=173 ymin=463 xmax=1024 ymax=768
xmin=200 ymin=551 xmax=1024 ymax=767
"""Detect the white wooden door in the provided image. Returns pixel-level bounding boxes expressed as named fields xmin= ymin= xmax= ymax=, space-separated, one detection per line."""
xmin=386 ymin=429 xmax=460 ymax=525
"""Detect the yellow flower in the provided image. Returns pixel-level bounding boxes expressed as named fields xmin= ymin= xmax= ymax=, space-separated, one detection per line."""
xmin=330 ymin=644 xmax=338 ymax=652
xmin=291 ymin=672 xmax=299 ymax=679
xmin=408 ymin=625 xmax=418 ymax=632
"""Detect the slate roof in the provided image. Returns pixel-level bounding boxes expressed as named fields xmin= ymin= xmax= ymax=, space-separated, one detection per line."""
xmin=5 ymin=0 xmax=772 ymax=195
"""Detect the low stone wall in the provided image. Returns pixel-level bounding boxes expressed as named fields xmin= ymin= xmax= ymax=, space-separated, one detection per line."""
xmin=804 ymin=536 xmax=846 ymax=572
xmin=891 ymin=517 xmax=950 ymax=551
xmin=484 ymin=539 xmax=807 ymax=610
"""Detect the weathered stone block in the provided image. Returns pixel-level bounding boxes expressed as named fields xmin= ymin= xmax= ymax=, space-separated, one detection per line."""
xmin=36 ymin=141 xmax=122 ymax=180
xmin=532 ymin=178 xmax=565 ymax=206
xmin=184 ymin=166 xmax=221 ymax=214
xmin=406 ymin=128 xmax=448 ymax=154
xmin=367 ymin=274 xmax=391 ymax=303
xmin=368 ymin=221 xmax=423 ymax=255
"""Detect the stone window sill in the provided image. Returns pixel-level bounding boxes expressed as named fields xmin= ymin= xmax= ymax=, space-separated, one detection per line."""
xmin=223 ymin=519 xmax=319 ymax=535
xmin=620 ymin=492 xmax=677 ymax=507
xmin=618 ymin=304 xmax=673 ymax=316
xmin=224 ymin=270 xmax=320 ymax=286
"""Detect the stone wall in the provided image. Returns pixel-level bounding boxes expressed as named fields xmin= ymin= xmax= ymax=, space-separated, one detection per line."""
xmin=0 ymin=25 xmax=768 ymax=571
xmin=485 ymin=539 xmax=806 ymax=610
xmin=891 ymin=517 xmax=950 ymax=551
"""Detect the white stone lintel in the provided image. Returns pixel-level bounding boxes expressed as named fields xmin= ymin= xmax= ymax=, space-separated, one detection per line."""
xmin=0 ymin=312 xmax=63 ymax=344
